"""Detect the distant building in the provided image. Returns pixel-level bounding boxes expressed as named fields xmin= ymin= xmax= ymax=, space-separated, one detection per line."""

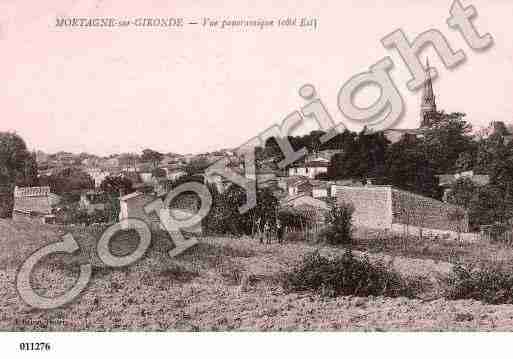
xmin=165 ymin=169 xmax=187 ymax=181
xmin=140 ymin=172 xmax=153 ymax=183
xmin=475 ymin=121 xmax=513 ymax=144
xmin=306 ymin=149 xmax=343 ymax=162
xmin=419 ymin=58 xmax=438 ymax=128
xmin=79 ymin=191 xmax=107 ymax=214
xmin=383 ymin=58 xmax=436 ymax=144
xmin=286 ymin=176 xmax=313 ymax=196
xmin=86 ymin=168 xmax=110 ymax=188
xmin=288 ymin=157 xmax=329 ymax=179
xmin=281 ymin=194 xmax=329 ymax=211
xmin=310 ymin=180 xmax=331 ymax=198
xmin=436 ymin=171 xmax=490 ymax=202
xmin=13 ymin=186 xmax=60 ymax=223
xmin=280 ymin=194 xmax=330 ymax=223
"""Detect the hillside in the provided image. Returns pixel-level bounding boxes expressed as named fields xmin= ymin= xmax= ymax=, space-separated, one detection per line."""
xmin=1 ymin=218 xmax=513 ymax=330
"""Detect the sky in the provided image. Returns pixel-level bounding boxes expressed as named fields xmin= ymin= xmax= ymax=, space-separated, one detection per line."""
xmin=1 ymin=0 xmax=512 ymax=156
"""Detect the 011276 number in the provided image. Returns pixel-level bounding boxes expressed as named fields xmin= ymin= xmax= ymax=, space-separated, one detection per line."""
xmin=19 ymin=342 xmax=51 ymax=351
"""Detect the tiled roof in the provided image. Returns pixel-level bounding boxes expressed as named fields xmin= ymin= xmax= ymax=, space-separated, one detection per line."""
xmin=436 ymin=173 xmax=490 ymax=187
xmin=286 ymin=176 xmax=309 ymax=186
xmin=119 ymin=191 xmax=144 ymax=201
xmin=14 ymin=186 xmax=51 ymax=198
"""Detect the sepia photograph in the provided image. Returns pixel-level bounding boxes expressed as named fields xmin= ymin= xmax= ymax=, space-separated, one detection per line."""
xmin=1 ymin=0 xmax=512 ymax=357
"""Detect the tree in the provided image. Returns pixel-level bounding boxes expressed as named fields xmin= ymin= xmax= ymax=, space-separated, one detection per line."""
xmin=152 ymin=167 xmax=166 ymax=178
xmin=384 ymin=138 xmax=440 ymax=199
xmin=183 ymin=158 xmax=211 ymax=175
xmin=324 ymin=202 xmax=354 ymax=245
xmin=421 ymin=113 xmax=475 ymax=173
xmin=100 ymin=176 xmax=134 ymax=196
xmin=446 ymin=178 xmax=476 ymax=209
xmin=468 ymin=185 xmax=508 ymax=227
xmin=39 ymin=168 xmax=93 ymax=195
xmin=0 ymin=132 xmax=39 ymax=217
xmin=141 ymin=149 xmax=163 ymax=168
xmin=118 ymin=153 xmax=140 ymax=168
xmin=454 ymin=152 xmax=474 ymax=173
xmin=202 ymin=184 xmax=279 ymax=237
xmin=327 ymin=129 xmax=388 ymax=181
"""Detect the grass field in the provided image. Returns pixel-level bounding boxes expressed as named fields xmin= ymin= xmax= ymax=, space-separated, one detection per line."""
xmin=2 ymin=218 xmax=513 ymax=331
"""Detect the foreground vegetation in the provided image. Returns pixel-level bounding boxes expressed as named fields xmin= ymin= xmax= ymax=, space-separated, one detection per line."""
xmin=4 ymin=218 xmax=513 ymax=330
xmin=283 ymin=250 xmax=426 ymax=299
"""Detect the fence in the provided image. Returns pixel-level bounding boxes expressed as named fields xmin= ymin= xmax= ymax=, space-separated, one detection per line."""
xmin=480 ymin=224 xmax=513 ymax=243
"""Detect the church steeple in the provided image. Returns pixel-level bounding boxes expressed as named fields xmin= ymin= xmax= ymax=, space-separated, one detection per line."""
xmin=420 ymin=58 xmax=437 ymax=128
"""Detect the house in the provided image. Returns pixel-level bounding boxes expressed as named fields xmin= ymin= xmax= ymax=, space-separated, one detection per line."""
xmin=79 ymin=191 xmax=107 ymax=214
xmin=280 ymin=194 xmax=330 ymax=223
xmin=140 ymin=172 xmax=153 ymax=183
xmin=310 ymin=180 xmax=331 ymax=198
xmin=56 ymin=152 xmax=75 ymax=166
xmin=256 ymin=167 xmax=277 ymax=187
xmin=330 ymin=179 xmax=365 ymax=197
xmin=288 ymin=157 xmax=329 ymax=179
xmin=281 ymin=194 xmax=330 ymax=211
xmin=105 ymin=157 xmax=120 ymax=167
xmin=436 ymin=171 xmax=490 ymax=202
xmin=120 ymin=171 xmax=143 ymax=187
xmin=160 ymin=155 xmax=177 ymax=167
xmin=119 ymin=192 xmax=201 ymax=234
xmin=306 ymin=149 xmax=343 ymax=162
xmin=86 ymin=168 xmax=110 ymax=188
xmin=286 ymin=176 xmax=313 ymax=196
xmin=13 ymin=186 xmax=61 ymax=223
xmin=165 ymin=169 xmax=187 ymax=181
xmin=475 ymin=121 xmax=513 ymax=144
xmin=336 ymin=185 xmax=468 ymax=237
xmin=383 ymin=128 xmax=423 ymax=144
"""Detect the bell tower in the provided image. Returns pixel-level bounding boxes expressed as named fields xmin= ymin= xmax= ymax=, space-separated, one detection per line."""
xmin=420 ymin=58 xmax=437 ymax=128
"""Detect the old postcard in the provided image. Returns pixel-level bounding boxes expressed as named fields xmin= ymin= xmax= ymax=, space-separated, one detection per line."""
xmin=1 ymin=0 xmax=512 ymax=357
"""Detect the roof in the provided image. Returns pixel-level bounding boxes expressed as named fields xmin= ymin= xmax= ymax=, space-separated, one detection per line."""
xmin=280 ymin=194 xmax=330 ymax=211
xmin=136 ymin=162 xmax=154 ymax=172
xmin=14 ymin=186 xmax=51 ymax=198
xmin=121 ymin=171 xmax=142 ymax=184
xmin=309 ymin=180 xmax=331 ymax=189
xmin=289 ymin=159 xmax=330 ymax=168
xmin=119 ymin=191 xmax=144 ymax=201
xmin=286 ymin=176 xmax=310 ymax=186
xmin=436 ymin=173 xmax=490 ymax=187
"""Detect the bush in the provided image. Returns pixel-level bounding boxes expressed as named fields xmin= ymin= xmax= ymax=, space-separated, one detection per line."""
xmin=324 ymin=203 xmax=354 ymax=245
xmin=283 ymin=250 xmax=421 ymax=298
xmin=444 ymin=263 xmax=513 ymax=304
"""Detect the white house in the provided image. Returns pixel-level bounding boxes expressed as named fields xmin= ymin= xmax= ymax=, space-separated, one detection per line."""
xmin=288 ymin=157 xmax=329 ymax=179
xmin=86 ymin=168 xmax=110 ymax=188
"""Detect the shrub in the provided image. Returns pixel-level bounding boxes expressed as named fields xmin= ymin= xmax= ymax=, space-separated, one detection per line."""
xmin=444 ymin=263 xmax=513 ymax=304
xmin=283 ymin=250 xmax=421 ymax=298
xmin=324 ymin=203 xmax=354 ymax=245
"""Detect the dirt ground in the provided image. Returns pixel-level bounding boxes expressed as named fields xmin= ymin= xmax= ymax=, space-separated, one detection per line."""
xmin=2 ymin=218 xmax=513 ymax=331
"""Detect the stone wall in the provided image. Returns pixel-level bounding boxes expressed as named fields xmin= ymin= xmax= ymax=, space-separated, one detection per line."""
xmin=336 ymin=186 xmax=468 ymax=233
xmin=391 ymin=188 xmax=468 ymax=232
xmin=336 ymin=186 xmax=392 ymax=229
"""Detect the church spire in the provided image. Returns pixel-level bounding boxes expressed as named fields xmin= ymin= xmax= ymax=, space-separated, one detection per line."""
xmin=420 ymin=57 xmax=437 ymax=128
